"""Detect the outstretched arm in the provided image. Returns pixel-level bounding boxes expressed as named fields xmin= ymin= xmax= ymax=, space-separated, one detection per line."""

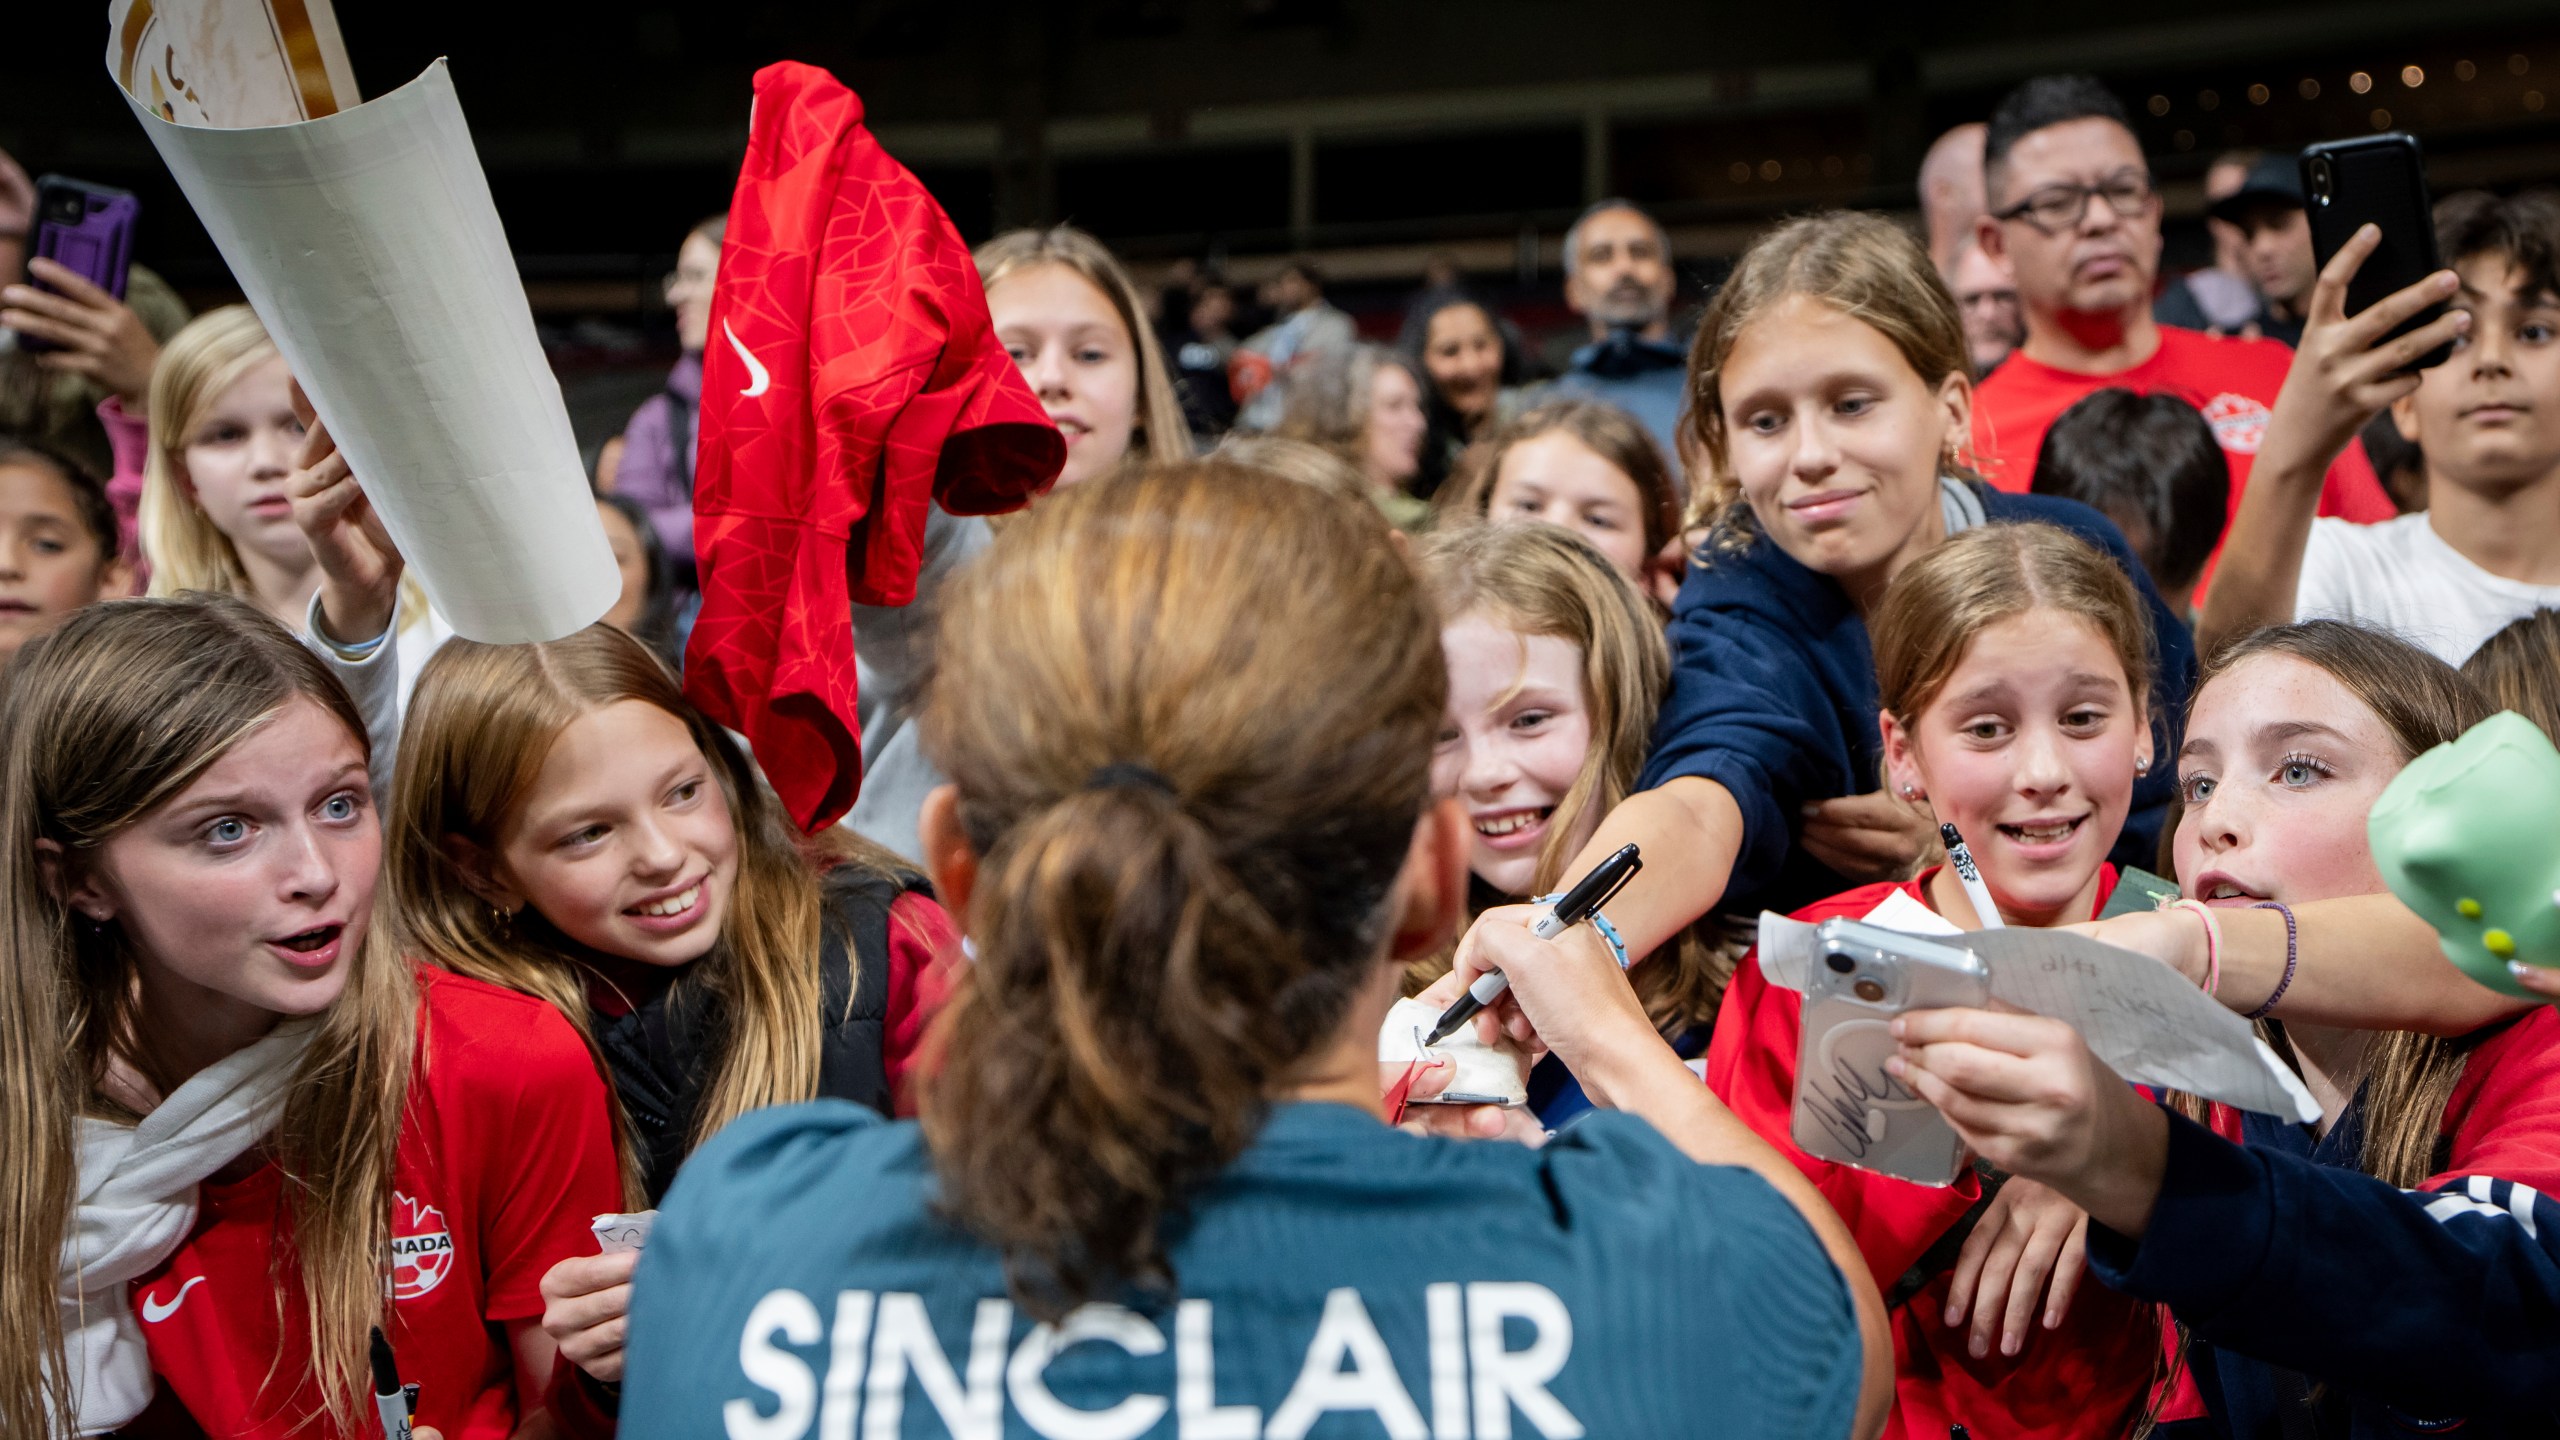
xmin=2197 ymin=225 xmax=2467 ymax=656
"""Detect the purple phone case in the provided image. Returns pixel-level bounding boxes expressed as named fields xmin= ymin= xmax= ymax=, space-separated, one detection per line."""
xmin=22 ymin=178 xmax=139 ymax=352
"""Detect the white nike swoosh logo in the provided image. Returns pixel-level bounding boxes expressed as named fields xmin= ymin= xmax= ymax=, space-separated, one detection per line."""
xmin=139 ymin=1275 xmax=206 ymax=1323
xmin=724 ymin=318 xmax=770 ymax=398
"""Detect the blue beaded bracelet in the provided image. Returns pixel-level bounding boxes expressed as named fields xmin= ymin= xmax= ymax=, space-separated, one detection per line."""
xmin=1530 ymin=892 xmax=1631 ymax=969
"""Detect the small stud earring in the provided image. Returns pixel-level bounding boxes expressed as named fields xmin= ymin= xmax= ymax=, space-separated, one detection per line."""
xmin=1900 ymin=782 xmax=1923 ymax=801
xmin=2135 ymin=753 xmax=2151 ymax=775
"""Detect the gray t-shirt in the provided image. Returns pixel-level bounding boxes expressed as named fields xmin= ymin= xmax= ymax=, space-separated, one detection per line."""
xmin=843 ymin=505 xmax=990 ymax=862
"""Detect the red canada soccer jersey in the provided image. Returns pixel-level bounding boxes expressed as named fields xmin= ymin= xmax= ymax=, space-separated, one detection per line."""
xmin=1704 ymin=867 xmax=2164 ymax=1440
xmin=128 ymin=968 xmax=620 ymax=1440
xmin=685 ymin=61 xmax=1064 ymax=832
xmin=1971 ymin=326 xmax=2396 ymax=589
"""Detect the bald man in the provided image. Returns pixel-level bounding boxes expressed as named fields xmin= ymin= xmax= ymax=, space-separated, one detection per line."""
xmin=1918 ymin=123 xmax=1988 ymax=273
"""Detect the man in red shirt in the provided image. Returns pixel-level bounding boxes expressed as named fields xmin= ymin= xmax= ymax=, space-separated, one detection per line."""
xmin=1970 ymin=75 xmax=2396 ymax=555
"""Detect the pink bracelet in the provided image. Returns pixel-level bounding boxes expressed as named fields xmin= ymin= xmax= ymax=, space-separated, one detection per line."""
xmin=2162 ymin=898 xmax=2223 ymax=996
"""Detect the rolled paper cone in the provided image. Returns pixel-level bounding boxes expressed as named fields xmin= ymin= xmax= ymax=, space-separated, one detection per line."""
xmin=118 ymin=58 xmax=616 ymax=642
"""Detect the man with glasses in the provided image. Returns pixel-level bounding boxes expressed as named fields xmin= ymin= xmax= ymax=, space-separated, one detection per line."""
xmin=1969 ymin=76 xmax=2394 ymax=568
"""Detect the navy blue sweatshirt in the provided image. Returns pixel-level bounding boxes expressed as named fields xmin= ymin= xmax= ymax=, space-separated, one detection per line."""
xmin=2091 ymin=1007 xmax=2560 ymax=1436
xmin=1637 ymin=488 xmax=2197 ymax=918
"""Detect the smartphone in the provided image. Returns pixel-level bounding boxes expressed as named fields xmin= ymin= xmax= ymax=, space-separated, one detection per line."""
xmin=22 ymin=177 xmax=140 ymax=354
xmin=1790 ymin=918 xmax=1991 ymax=1186
xmin=2300 ymin=134 xmax=2453 ymax=374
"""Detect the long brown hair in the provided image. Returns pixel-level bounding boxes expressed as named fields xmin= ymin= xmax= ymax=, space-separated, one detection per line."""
xmin=1437 ymin=397 xmax=1685 ymax=561
xmin=0 ymin=595 xmax=412 ymax=1436
xmin=919 ymin=460 xmax=1443 ymax=1317
xmin=2461 ymin=607 xmax=2560 ymax=742
xmin=976 ymin=225 xmax=1192 ymax=473
xmin=1414 ymin=521 xmax=1732 ymax=1032
xmin=1681 ymin=211 xmax=1977 ymax=548
xmin=385 ymin=624 xmax=891 ymax=1200
xmin=2199 ymin=621 xmax=2494 ymax=1186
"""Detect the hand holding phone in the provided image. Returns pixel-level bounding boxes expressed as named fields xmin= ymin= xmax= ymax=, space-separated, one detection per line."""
xmin=1 ymin=259 xmax=162 ymax=403
xmin=1790 ymin=919 xmax=1991 ymax=1186
xmin=2301 ymin=135 xmax=2454 ymax=375
xmin=2256 ymin=224 xmax=2467 ymax=489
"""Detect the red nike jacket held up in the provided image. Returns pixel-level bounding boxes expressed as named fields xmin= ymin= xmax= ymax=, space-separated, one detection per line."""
xmin=685 ymin=61 xmax=1064 ymax=832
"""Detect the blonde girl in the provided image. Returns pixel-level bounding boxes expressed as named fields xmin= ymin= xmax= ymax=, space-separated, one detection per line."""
xmin=0 ymin=595 xmax=616 ymax=1440
xmin=977 ymin=224 xmax=1190 ymax=488
xmin=136 ymin=306 xmax=447 ymax=794
xmin=384 ymin=623 xmax=955 ymax=1392
xmin=1418 ymin=520 xmax=1731 ymax=1091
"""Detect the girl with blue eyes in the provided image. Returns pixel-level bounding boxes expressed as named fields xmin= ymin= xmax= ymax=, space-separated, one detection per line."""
xmin=381 ymin=623 xmax=956 ymax=1410
xmin=0 ymin=595 xmax=619 ymax=1440
xmin=1894 ymin=621 xmax=2560 ymax=1435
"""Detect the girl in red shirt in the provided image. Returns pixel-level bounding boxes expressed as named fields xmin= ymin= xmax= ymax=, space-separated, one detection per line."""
xmin=1705 ymin=520 xmax=2165 ymax=1439
xmin=382 ymin=622 xmax=957 ymax=1401
xmin=0 ymin=595 xmax=618 ymax=1440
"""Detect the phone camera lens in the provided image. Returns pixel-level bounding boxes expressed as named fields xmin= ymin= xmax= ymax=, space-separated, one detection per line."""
xmin=1824 ymin=951 xmax=1855 ymax=974
xmin=1853 ymin=978 xmax=1888 ymax=1002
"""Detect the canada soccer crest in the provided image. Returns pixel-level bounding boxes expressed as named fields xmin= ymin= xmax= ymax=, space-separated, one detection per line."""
xmin=390 ymin=1191 xmax=455 ymax=1300
xmin=2200 ymin=391 xmax=2270 ymax=456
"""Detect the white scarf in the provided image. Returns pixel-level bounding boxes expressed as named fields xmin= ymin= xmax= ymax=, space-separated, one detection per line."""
xmin=59 ymin=1018 xmax=317 ymax=1435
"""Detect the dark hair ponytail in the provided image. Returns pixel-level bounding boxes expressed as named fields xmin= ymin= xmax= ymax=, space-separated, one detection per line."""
xmin=919 ymin=461 xmax=1444 ymax=1316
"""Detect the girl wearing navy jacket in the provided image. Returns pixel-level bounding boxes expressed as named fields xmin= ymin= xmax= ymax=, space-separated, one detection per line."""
xmin=1894 ymin=622 xmax=2560 ymax=1436
xmin=1460 ymin=211 xmax=2196 ymax=1008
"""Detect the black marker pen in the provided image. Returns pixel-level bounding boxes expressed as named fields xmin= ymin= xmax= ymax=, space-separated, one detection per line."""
xmin=370 ymin=1327 xmax=415 ymax=1440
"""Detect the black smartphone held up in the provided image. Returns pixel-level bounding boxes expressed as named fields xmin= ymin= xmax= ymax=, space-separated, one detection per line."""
xmin=2300 ymin=134 xmax=2453 ymax=374
xmin=22 ymin=176 xmax=140 ymax=354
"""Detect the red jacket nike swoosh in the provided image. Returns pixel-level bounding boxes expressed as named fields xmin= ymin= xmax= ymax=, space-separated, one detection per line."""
xmin=686 ymin=61 xmax=1064 ymax=832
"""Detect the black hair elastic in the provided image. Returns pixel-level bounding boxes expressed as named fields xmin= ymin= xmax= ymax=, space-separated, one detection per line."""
xmin=1085 ymin=762 xmax=1176 ymax=796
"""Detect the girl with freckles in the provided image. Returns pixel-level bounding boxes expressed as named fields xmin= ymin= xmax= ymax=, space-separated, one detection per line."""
xmin=1705 ymin=522 xmax=2165 ymax=1440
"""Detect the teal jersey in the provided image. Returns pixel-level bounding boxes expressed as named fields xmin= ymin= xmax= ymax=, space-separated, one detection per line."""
xmin=622 ymin=1100 xmax=1862 ymax=1439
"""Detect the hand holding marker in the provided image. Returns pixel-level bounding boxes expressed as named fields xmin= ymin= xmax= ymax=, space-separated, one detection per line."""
xmin=1425 ymin=844 xmax=1643 ymax=1046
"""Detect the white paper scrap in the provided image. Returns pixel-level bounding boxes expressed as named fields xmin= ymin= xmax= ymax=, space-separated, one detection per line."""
xmin=591 ymin=1210 xmax=656 ymax=1254
xmin=1378 ymin=996 xmax=1528 ymax=1108
xmin=1757 ymin=911 xmax=2320 ymax=1122
xmin=114 ymin=54 xmax=617 ymax=643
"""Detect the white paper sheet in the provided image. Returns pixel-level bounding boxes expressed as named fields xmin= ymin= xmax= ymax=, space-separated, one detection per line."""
xmin=112 ymin=50 xmax=617 ymax=643
xmin=1758 ymin=910 xmax=2320 ymax=1122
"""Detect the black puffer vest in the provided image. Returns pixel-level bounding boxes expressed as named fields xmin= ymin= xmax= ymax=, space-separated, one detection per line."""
xmin=595 ymin=864 xmax=931 ymax=1203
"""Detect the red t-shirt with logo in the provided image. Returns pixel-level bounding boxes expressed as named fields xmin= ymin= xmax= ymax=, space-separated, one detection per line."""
xmin=1971 ymin=326 xmax=2396 ymax=584
xmin=128 ymin=966 xmax=621 ymax=1439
